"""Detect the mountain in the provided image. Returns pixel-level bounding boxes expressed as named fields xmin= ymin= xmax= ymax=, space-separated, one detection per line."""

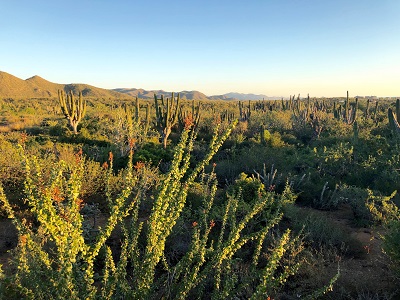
xmin=114 ymin=89 xmax=276 ymax=101
xmin=64 ymin=84 xmax=126 ymax=99
xmin=209 ymin=92 xmax=272 ymax=101
xmin=0 ymin=71 xmax=42 ymax=98
xmin=113 ymin=88 xmax=209 ymax=101
xmin=0 ymin=71 xmax=278 ymax=101
xmin=0 ymin=71 xmax=130 ymax=99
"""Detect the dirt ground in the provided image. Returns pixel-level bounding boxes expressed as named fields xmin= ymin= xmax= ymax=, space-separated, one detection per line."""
xmin=0 ymin=218 xmax=17 ymax=274
xmin=287 ymin=204 xmax=399 ymax=299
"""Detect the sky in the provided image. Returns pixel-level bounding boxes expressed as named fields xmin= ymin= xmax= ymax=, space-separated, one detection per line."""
xmin=1 ymin=0 xmax=400 ymax=97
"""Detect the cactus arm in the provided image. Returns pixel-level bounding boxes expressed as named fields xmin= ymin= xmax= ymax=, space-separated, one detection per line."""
xmin=154 ymin=93 xmax=160 ymax=125
xmin=134 ymin=97 xmax=140 ymax=123
xmin=388 ymin=108 xmax=400 ymax=134
xmin=171 ymin=93 xmax=180 ymax=125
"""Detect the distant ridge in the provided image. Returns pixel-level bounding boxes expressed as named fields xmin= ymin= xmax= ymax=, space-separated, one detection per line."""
xmin=0 ymin=71 xmax=129 ymax=99
xmin=113 ymin=88 xmax=209 ymax=101
xmin=209 ymin=92 xmax=272 ymax=101
xmin=0 ymin=71 xmax=274 ymax=100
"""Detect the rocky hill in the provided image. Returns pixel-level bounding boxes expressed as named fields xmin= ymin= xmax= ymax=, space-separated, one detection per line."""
xmin=0 ymin=71 xmax=129 ymax=99
xmin=113 ymin=88 xmax=209 ymax=101
xmin=0 ymin=71 xmax=275 ymax=100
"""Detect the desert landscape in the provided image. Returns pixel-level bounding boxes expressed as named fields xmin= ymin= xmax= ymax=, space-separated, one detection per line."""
xmin=1 ymin=1 xmax=400 ymax=299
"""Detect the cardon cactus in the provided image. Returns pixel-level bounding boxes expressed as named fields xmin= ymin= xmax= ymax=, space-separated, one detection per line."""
xmin=333 ymin=91 xmax=357 ymax=125
xmin=178 ymin=100 xmax=201 ymax=132
xmin=388 ymin=99 xmax=400 ymax=135
xmin=58 ymin=90 xmax=87 ymax=134
xmin=154 ymin=92 xmax=180 ymax=148
xmin=344 ymin=91 xmax=357 ymax=125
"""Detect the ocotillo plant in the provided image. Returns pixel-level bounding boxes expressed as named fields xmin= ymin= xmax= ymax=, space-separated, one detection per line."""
xmin=58 ymin=90 xmax=87 ymax=134
xmin=121 ymin=100 xmax=150 ymax=153
xmin=154 ymin=92 xmax=180 ymax=148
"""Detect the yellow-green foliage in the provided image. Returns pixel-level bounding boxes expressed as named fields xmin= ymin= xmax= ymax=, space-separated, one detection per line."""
xmin=0 ymin=142 xmax=141 ymax=299
xmin=0 ymin=121 xmax=313 ymax=299
xmin=366 ymin=190 xmax=400 ymax=277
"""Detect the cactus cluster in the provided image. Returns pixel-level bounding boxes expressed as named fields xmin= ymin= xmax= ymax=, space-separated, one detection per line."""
xmin=122 ymin=98 xmax=151 ymax=149
xmin=292 ymin=94 xmax=311 ymax=125
xmin=58 ymin=90 xmax=87 ymax=134
xmin=178 ymin=99 xmax=201 ymax=131
xmin=333 ymin=91 xmax=358 ymax=125
xmin=154 ymin=93 xmax=180 ymax=148
xmin=238 ymin=100 xmax=251 ymax=121
xmin=220 ymin=109 xmax=235 ymax=122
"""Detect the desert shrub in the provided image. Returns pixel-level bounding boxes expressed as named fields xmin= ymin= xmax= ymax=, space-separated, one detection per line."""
xmin=285 ymin=206 xmax=361 ymax=257
xmin=281 ymin=132 xmax=298 ymax=145
xmin=133 ymin=142 xmax=173 ymax=166
xmin=269 ymin=131 xmax=285 ymax=147
xmin=49 ymin=123 xmax=68 ymax=136
xmin=311 ymin=182 xmax=341 ymax=210
xmin=0 ymin=121 xmax=335 ymax=299
xmin=0 ymin=123 xmax=229 ymax=298
xmin=366 ymin=190 xmax=399 ymax=225
xmin=314 ymin=142 xmax=355 ymax=180
xmin=367 ymin=191 xmax=400 ymax=278
xmin=0 ymin=136 xmax=24 ymax=188
xmin=229 ymin=172 xmax=265 ymax=203
xmin=186 ymin=181 xmax=208 ymax=210
xmin=264 ymin=110 xmax=292 ymax=132
xmin=382 ymin=220 xmax=400 ymax=278
xmin=335 ymin=185 xmax=370 ymax=224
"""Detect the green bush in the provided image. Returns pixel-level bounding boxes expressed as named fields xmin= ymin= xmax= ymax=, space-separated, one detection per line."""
xmin=382 ymin=220 xmax=400 ymax=277
xmin=286 ymin=206 xmax=361 ymax=256
xmin=367 ymin=191 xmax=400 ymax=277
xmin=0 ymin=122 xmax=324 ymax=299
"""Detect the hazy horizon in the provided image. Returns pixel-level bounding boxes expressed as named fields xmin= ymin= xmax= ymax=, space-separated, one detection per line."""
xmin=1 ymin=0 xmax=399 ymax=97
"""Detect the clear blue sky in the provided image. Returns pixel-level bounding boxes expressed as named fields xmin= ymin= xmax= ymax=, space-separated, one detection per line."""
xmin=1 ymin=0 xmax=399 ymax=97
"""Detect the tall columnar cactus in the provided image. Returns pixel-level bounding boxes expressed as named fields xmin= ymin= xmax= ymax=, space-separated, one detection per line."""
xmin=144 ymin=103 xmax=150 ymax=136
xmin=388 ymin=99 xmax=400 ymax=135
xmin=353 ymin=120 xmax=359 ymax=143
xmin=154 ymin=92 xmax=180 ymax=148
xmin=178 ymin=100 xmax=201 ymax=132
xmin=58 ymin=90 xmax=87 ymax=134
xmin=364 ymin=99 xmax=370 ymax=119
xmin=343 ymin=91 xmax=357 ymax=125
xmin=333 ymin=102 xmax=340 ymax=120
xmin=291 ymin=94 xmax=311 ymax=126
xmin=306 ymin=94 xmax=311 ymax=120
xmin=134 ymin=96 xmax=140 ymax=123
xmin=238 ymin=100 xmax=251 ymax=121
xmin=220 ymin=110 xmax=235 ymax=122
xmin=373 ymin=100 xmax=379 ymax=124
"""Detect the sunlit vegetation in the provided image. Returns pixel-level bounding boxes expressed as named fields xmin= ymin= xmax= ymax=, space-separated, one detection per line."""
xmin=0 ymin=92 xmax=399 ymax=299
